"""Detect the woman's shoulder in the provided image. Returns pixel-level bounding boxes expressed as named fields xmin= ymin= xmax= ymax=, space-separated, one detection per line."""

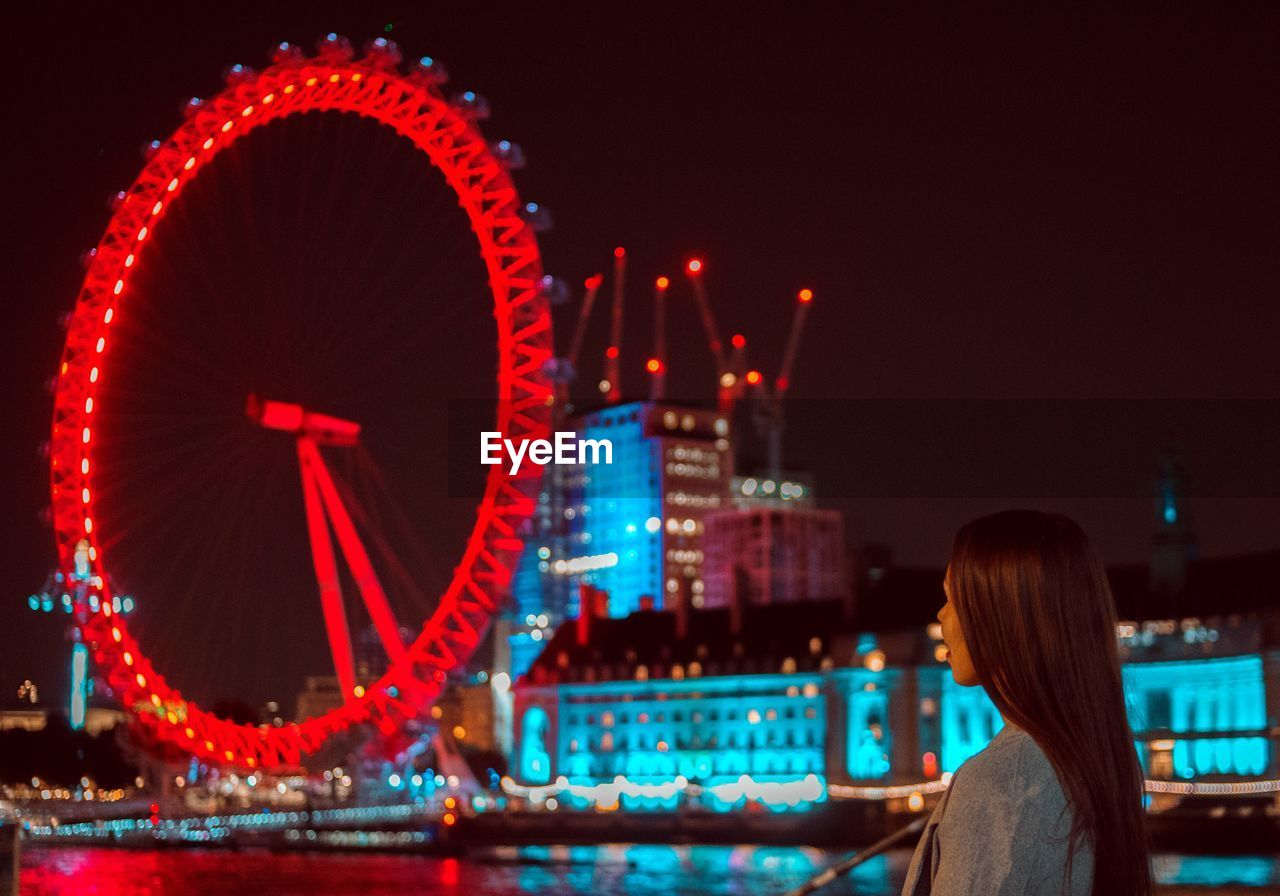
xmin=931 ymin=726 xmax=1090 ymax=894
xmin=948 ymin=725 xmax=1067 ymax=812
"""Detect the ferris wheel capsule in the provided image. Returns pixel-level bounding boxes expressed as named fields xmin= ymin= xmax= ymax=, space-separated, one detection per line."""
xmin=491 ymin=139 xmax=526 ymax=170
xmin=316 ymin=32 xmax=354 ymax=61
xmin=223 ymin=63 xmax=254 ymax=84
xmin=271 ymin=41 xmax=304 ymax=64
xmin=413 ymin=55 xmax=448 ymax=85
xmin=451 ymin=90 xmax=490 ymax=120
xmin=363 ymin=36 xmax=402 ymax=68
xmin=79 ymin=248 xmax=97 ymax=268
xmin=543 ymin=357 xmax=577 ymax=383
xmin=107 ymin=190 xmax=127 ymax=211
xmin=179 ymin=96 xmax=203 ymax=118
xmin=519 ymin=201 xmax=553 ymax=233
xmin=538 ymin=274 xmax=570 ymax=305
xmin=141 ymin=139 xmax=163 ymax=159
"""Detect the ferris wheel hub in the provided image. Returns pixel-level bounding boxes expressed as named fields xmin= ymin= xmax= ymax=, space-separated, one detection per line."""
xmin=245 ymin=394 xmax=360 ymax=446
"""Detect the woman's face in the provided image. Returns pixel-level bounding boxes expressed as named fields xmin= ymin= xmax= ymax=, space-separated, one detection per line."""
xmin=939 ymin=566 xmax=980 ymax=686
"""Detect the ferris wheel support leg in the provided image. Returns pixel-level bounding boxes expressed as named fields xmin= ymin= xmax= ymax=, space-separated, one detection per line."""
xmin=297 ymin=438 xmax=357 ymax=702
xmin=304 ymin=440 xmax=408 ymax=666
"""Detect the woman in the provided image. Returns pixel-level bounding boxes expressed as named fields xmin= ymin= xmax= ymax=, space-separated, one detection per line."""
xmin=902 ymin=510 xmax=1151 ymax=895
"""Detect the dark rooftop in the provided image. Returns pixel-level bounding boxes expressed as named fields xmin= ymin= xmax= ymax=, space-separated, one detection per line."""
xmin=521 ymin=548 xmax=1280 ymax=687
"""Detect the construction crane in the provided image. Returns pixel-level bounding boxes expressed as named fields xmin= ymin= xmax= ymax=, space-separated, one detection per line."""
xmin=682 ymin=258 xmax=736 ymax=412
xmin=555 ymin=252 xmax=814 ymax=477
xmin=746 ymin=288 xmax=815 ymax=483
xmin=647 ymin=275 xmax=670 ymax=400
xmin=551 ymin=271 xmax=604 ymax=421
xmin=603 ymin=247 xmax=627 ymax=402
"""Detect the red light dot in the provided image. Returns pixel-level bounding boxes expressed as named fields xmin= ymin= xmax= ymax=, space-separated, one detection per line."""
xmin=613 ymin=246 xmax=625 ymax=259
xmin=656 ymin=276 xmax=670 ymax=290
xmin=585 ymin=274 xmax=603 ymax=289
xmin=687 ymin=259 xmax=703 ymax=274
xmin=798 ymin=288 xmax=814 ymax=303
xmin=746 ymin=370 xmax=762 ymax=385
xmin=605 ymin=346 xmax=619 ymax=359
xmin=646 ymin=358 xmax=661 ymax=373
xmin=731 ymin=334 xmax=746 ymax=349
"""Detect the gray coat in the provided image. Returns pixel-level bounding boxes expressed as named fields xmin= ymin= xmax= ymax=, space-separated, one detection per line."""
xmin=901 ymin=725 xmax=1093 ymax=895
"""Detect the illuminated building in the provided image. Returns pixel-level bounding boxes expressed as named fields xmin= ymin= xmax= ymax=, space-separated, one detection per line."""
xmin=510 ymin=550 xmax=1280 ymax=812
xmin=512 ymin=565 xmax=936 ymax=811
xmin=433 ymin=677 xmax=500 ymax=754
xmin=354 ymin=622 xmax=416 ymax=684
xmin=729 ymin=472 xmax=815 ymax=509
xmin=701 ymin=506 xmax=845 ymax=608
xmin=294 ymin=675 xmax=344 ymax=721
xmin=507 ymin=401 xmax=733 ymax=677
xmin=0 ymin=706 xmax=124 ymax=737
xmin=1150 ymin=454 xmax=1199 ymax=610
xmin=26 ymin=539 xmax=136 ymax=731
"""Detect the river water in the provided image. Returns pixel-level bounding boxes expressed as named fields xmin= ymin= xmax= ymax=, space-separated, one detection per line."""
xmin=20 ymin=845 xmax=1280 ymax=894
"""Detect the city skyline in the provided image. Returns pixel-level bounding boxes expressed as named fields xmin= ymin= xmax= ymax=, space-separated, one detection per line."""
xmin=4 ymin=6 xmax=1280 ymax=708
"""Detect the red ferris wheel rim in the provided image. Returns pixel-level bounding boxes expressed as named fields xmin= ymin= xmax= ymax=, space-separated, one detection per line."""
xmin=49 ymin=42 xmax=553 ymax=771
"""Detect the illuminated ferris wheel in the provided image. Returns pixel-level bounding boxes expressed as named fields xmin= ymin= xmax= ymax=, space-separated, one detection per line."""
xmin=47 ymin=35 xmax=553 ymax=771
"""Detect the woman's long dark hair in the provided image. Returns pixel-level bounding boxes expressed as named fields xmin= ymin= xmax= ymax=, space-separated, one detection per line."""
xmin=948 ymin=510 xmax=1152 ymax=896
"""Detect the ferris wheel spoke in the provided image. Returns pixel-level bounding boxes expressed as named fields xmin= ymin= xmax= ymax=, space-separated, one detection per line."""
xmin=301 ymin=438 xmax=406 ymax=666
xmin=296 ymin=437 xmax=357 ymax=701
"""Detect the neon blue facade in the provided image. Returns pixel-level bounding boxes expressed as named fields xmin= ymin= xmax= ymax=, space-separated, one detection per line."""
xmin=69 ymin=642 xmax=89 ymax=731
xmin=519 ymin=672 xmax=828 ymax=811
xmin=1124 ymin=654 xmax=1269 ymax=778
xmin=519 ymin=705 xmax=553 ymax=784
xmin=507 ymin=402 xmax=729 ymax=679
xmin=514 ymin=645 xmax=1277 ymax=812
xmin=569 ymin=406 xmax=662 ymax=619
xmin=507 ymin=406 xmax=661 ymax=678
xmin=508 ymin=462 xmax=576 ymax=679
xmin=939 ymin=673 xmax=1005 ymax=773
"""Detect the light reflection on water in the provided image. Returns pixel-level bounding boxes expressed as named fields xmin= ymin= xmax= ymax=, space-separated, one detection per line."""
xmin=20 ymin=845 xmax=1280 ymax=894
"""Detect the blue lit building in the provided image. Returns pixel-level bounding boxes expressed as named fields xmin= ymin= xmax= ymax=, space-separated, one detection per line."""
xmin=507 ymin=401 xmax=733 ymax=678
xmin=511 ymin=549 xmax=1280 ymax=813
xmin=26 ymin=539 xmax=136 ymax=730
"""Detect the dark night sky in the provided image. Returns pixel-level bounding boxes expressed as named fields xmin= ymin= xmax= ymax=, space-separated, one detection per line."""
xmin=3 ymin=3 xmax=1280 ymax=705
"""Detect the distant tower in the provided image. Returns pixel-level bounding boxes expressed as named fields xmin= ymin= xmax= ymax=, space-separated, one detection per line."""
xmin=1150 ymin=453 xmax=1198 ymax=607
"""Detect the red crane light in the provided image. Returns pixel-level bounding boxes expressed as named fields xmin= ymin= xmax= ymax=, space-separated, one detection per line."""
xmin=731 ymin=333 xmax=745 ymax=349
xmin=655 ymin=276 xmax=670 ymax=290
xmin=746 ymin=370 xmax=762 ymax=385
xmin=686 ymin=258 xmax=703 ymax=274
xmin=605 ymin=345 xmax=619 ymax=359
xmin=798 ymin=288 xmax=814 ymax=303
xmin=613 ymin=246 xmax=626 ymax=259
xmin=646 ymin=358 xmax=662 ymax=374
xmin=585 ymin=274 xmax=603 ymax=289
